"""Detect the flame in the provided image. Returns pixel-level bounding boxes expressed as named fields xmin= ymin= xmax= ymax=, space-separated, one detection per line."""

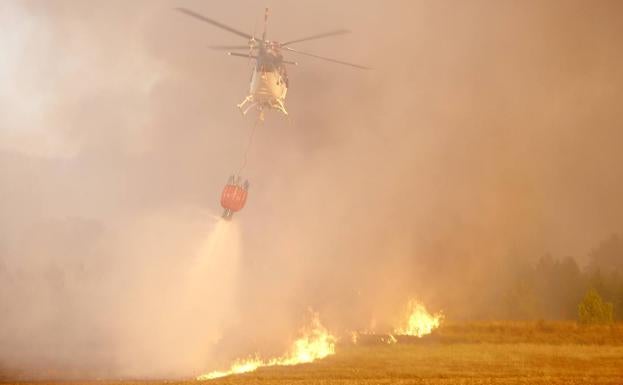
xmin=384 ymin=334 xmax=397 ymax=344
xmin=198 ymin=357 xmax=263 ymax=380
xmin=393 ymin=300 xmax=443 ymax=337
xmin=349 ymin=331 xmax=358 ymax=344
xmin=269 ymin=313 xmax=336 ymax=366
xmin=198 ymin=312 xmax=335 ymax=380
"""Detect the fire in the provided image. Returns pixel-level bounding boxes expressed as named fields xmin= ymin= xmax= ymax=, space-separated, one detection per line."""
xmin=270 ymin=313 xmax=336 ymax=366
xmin=393 ymin=300 xmax=443 ymax=337
xmin=199 ymin=357 xmax=263 ymax=380
xmin=198 ymin=312 xmax=335 ymax=380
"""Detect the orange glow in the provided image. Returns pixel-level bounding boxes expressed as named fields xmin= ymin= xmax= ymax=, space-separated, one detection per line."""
xmin=198 ymin=312 xmax=335 ymax=380
xmin=393 ymin=300 xmax=443 ymax=337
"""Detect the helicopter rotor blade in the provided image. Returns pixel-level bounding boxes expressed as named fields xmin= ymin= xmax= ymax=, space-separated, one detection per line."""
xmin=209 ymin=45 xmax=251 ymax=50
xmin=283 ymin=47 xmax=370 ymax=70
xmin=228 ymin=52 xmax=258 ymax=59
xmin=175 ymin=8 xmax=252 ymax=40
xmin=228 ymin=52 xmax=296 ymax=65
xmin=281 ymin=29 xmax=351 ymax=46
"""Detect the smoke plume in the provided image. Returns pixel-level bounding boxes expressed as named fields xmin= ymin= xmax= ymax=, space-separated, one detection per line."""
xmin=1 ymin=0 xmax=623 ymax=379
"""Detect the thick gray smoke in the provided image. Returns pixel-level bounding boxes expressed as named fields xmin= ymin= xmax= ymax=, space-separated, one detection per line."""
xmin=1 ymin=0 xmax=623 ymax=379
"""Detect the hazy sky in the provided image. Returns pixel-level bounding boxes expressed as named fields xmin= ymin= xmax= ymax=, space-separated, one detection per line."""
xmin=1 ymin=0 xmax=623 ymax=378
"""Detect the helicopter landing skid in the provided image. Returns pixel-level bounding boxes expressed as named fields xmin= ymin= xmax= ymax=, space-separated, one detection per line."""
xmin=238 ymin=99 xmax=265 ymax=122
xmin=237 ymin=96 xmax=288 ymax=120
xmin=237 ymin=95 xmax=255 ymax=115
xmin=272 ymin=99 xmax=288 ymax=116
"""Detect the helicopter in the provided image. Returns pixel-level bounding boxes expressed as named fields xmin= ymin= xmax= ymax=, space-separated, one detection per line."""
xmin=175 ymin=7 xmax=369 ymax=120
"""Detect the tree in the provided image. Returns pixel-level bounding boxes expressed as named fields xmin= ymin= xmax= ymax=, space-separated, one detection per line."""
xmin=533 ymin=255 xmax=584 ymax=319
xmin=504 ymin=278 xmax=541 ymax=319
xmin=589 ymin=234 xmax=623 ymax=275
xmin=578 ymin=288 xmax=613 ymax=325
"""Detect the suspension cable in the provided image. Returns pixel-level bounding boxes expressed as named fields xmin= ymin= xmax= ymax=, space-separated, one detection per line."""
xmin=237 ymin=117 xmax=261 ymax=176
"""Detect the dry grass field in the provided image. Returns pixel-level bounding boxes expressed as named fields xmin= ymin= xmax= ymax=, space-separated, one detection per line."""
xmin=4 ymin=321 xmax=623 ymax=385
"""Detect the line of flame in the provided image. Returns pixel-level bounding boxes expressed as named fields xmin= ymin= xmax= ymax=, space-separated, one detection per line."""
xmin=197 ymin=312 xmax=335 ymax=380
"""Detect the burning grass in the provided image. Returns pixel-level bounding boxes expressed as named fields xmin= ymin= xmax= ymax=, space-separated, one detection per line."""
xmin=188 ymin=323 xmax=623 ymax=385
xmin=198 ymin=299 xmax=441 ymax=380
xmin=393 ymin=300 xmax=444 ymax=338
xmin=197 ymin=311 xmax=336 ymax=380
xmin=5 ymin=321 xmax=623 ymax=384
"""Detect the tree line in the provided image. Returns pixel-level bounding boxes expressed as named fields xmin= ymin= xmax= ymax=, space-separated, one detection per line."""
xmin=503 ymin=234 xmax=623 ymax=323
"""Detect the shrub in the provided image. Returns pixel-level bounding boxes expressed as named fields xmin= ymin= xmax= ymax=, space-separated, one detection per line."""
xmin=578 ymin=288 xmax=613 ymax=325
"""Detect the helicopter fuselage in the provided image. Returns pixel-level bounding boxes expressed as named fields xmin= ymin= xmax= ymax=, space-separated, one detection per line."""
xmin=249 ymin=68 xmax=287 ymax=104
xmin=238 ymin=49 xmax=289 ymax=117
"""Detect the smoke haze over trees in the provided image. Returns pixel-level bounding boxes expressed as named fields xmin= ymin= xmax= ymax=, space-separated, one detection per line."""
xmin=493 ymin=235 xmax=623 ymax=321
xmin=1 ymin=0 xmax=623 ymax=379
